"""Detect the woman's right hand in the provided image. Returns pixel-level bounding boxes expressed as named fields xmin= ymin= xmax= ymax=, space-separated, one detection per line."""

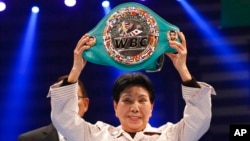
xmin=68 ymin=34 xmax=95 ymax=83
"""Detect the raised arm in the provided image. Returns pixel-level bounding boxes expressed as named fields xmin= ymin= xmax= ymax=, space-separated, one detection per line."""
xmin=164 ymin=32 xmax=215 ymax=140
xmin=50 ymin=34 xmax=96 ymax=141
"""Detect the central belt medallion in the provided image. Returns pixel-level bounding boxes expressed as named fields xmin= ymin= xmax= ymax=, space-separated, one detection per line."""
xmin=103 ymin=6 xmax=159 ymax=65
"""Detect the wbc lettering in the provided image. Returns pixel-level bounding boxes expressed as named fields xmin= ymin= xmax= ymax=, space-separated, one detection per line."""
xmin=114 ymin=36 xmax=148 ymax=49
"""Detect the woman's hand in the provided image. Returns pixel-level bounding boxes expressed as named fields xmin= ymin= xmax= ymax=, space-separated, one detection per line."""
xmin=165 ymin=32 xmax=192 ymax=82
xmin=68 ymin=34 xmax=95 ymax=83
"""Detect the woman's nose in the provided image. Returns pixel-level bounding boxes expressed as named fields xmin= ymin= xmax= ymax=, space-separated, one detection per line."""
xmin=130 ymin=102 xmax=139 ymax=113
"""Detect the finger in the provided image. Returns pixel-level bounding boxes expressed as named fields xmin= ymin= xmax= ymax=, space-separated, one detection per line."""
xmin=78 ymin=34 xmax=90 ymax=47
xmin=75 ymin=45 xmax=89 ymax=53
xmin=81 ymin=45 xmax=91 ymax=51
xmin=165 ymin=53 xmax=174 ymax=58
xmin=165 ymin=53 xmax=176 ymax=61
xmin=169 ymin=41 xmax=184 ymax=52
xmin=78 ymin=34 xmax=88 ymax=44
xmin=177 ymin=32 xmax=186 ymax=48
xmin=82 ymin=37 xmax=91 ymax=46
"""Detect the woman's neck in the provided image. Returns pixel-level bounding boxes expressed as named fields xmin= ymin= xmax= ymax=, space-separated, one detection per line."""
xmin=128 ymin=132 xmax=136 ymax=138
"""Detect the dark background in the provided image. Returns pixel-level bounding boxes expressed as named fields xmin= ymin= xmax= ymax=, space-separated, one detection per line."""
xmin=0 ymin=0 xmax=249 ymax=140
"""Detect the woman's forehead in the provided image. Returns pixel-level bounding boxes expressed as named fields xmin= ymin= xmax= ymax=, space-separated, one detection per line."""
xmin=121 ymin=93 xmax=148 ymax=96
xmin=122 ymin=85 xmax=148 ymax=92
xmin=120 ymin=87 xmax=149 ymax=97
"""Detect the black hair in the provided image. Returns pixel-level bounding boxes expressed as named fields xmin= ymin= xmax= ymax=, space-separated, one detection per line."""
xmin=112 ymin=72 xmax=155 ymax=104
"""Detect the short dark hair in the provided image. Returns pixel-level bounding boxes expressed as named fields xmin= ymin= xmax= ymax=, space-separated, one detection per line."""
xmin=57 ymin=75 xmax=88 ymax=98
xmin=169 ymin=30 xmax=176 ymax=34
xmin=112 ymin=72 xmax=155 ymax=103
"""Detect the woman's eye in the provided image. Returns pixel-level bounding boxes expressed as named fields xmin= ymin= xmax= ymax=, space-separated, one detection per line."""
xmin=122 ymin=99 xmax=132 ymax=103
xmin=139 ymin=99 xmax=147 ymax=103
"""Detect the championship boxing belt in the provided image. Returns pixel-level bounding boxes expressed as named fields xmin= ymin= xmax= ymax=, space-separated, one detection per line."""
xmin=83 ymin=2 xmax=180 ymax=72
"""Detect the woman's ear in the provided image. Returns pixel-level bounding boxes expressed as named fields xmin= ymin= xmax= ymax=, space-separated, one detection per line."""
xmin=113 ymin=101 xmax=119 ymax=118
xmin=113 ymin=100 xmax=117 ymax=111
xmin=151 ymin=103 xmax=154 ymax=110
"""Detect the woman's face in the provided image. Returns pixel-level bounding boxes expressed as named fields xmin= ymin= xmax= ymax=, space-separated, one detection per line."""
xmin=114 ymin=85 xmax=154 ymax=133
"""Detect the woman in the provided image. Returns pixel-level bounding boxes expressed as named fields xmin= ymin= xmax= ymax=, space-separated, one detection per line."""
xmin=49 ymin=32 xmax=215 ymax=141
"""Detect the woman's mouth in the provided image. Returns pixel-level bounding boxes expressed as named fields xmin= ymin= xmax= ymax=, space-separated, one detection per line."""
xmin=128 ymin=116 xmax=140 ymax=121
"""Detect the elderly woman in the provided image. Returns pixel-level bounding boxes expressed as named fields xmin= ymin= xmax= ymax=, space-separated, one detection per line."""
xmin=49 ymin=32 xmax=215 ymax=141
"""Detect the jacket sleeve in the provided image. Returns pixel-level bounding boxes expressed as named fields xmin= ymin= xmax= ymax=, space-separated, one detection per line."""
xmin=48 ymin=82 xmax=96 ymax=141
xmin=181 ymin=82 xmax=216 ymax=140
xmin=161 ymin=82 xmax=216 ymax=141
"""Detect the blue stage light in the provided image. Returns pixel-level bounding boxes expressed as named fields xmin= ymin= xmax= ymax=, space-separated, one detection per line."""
xmin=31 ymin=6 xmax=39 ymax=13
xmin=102 ymin=0 xmax=111 ymax=15
xmin=177 ymin=0 xmax=248 ymax=78
xmin=64 ymin=0 xmax=76 ymax=7
xmin=0 ymin=9 xmax=38 ymax=141
xmin=0 ymin=1 xmax=6 ymax=12
xmin=102 ymin=0 xmax=110 ymax=7
xmin=177 ymin=0 xmax=233 ymax=54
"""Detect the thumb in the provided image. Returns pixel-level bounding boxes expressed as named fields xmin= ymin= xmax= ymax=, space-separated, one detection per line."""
xmin=165 ymin=53 xmax=175 ymax=61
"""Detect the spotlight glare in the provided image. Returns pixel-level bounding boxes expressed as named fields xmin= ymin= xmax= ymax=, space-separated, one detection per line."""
xmin=64 ymin=0 xmax=76 ymax=7
xmin=102 ymin=1 xmax=110 ymax=8
xmin=31 ymin=6 xmax=39 ymax=13
xmin=0 ymin=1 xmax=6 ymax=12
